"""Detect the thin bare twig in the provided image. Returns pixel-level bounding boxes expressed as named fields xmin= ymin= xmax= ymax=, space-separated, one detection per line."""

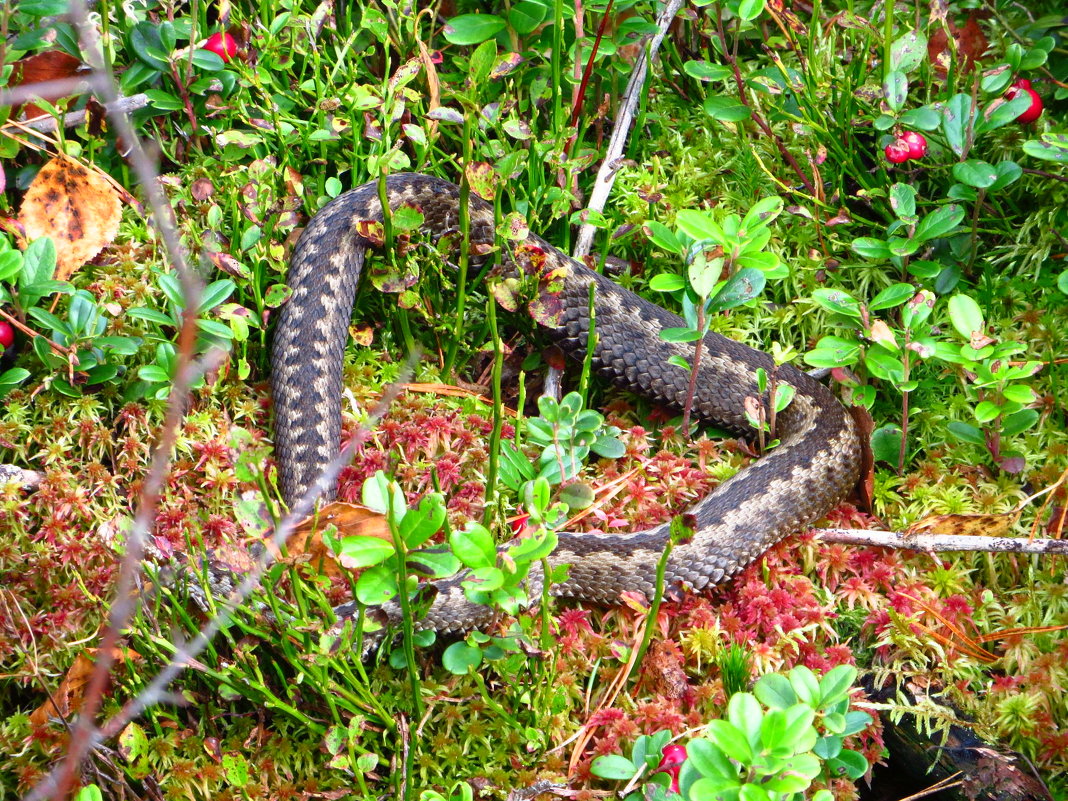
xmin=572 ymin=0 xmax=686 ymax=259
xmin=818 ymin=528 xmax=1068 ymax=555
xmin=5 ymin=93 xmax=150 ymax=134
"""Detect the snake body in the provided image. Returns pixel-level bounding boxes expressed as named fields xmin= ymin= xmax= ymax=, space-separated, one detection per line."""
xmin=271 ymin=173 xmax=861 ymax=634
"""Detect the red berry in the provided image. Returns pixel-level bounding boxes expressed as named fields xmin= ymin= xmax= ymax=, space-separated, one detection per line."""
xmin=656 ymin=744 xmax=687 ymax=793
xmin=204 ymin=32 xmax=238 ymax=63
xmin=0 ymin=320 xmax=14 ymax=350
xmin=884 ymin=139 xmax=911 ymax=164
xmin=1006 ymin=79 xmax=1043 ymax=124
xmin=900 ymin=131 xmax=927 ymax=159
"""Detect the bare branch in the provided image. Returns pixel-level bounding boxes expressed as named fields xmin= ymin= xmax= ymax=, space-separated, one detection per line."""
xmin=572 ymin=0 xmax=686 ymax=259
xmin=818 ymin=528 xmax=1068 ymax=555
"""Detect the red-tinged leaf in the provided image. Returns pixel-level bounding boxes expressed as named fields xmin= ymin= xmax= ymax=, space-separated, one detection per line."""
xmin=355 ymin=219 xmax=385 ymax=247
xmin=465 ymin=161 xmax=498 ymax=201
xmin=491 ymin=52 xmax=524 ymax=79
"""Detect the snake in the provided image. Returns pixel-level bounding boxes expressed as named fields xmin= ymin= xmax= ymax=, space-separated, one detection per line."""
xmin=270 ymin=173 xmax=862 ymax=637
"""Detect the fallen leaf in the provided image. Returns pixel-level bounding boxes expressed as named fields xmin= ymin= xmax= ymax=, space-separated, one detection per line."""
xmin=288 ymin=501 xmax=392 ymax=576
xmin=19 ymin=156 xmax=122 ymax=280
xmin=8 ymin=51 xmax=85 ymax=119
xmin=30 ymin=647 xmax=141 ymax=727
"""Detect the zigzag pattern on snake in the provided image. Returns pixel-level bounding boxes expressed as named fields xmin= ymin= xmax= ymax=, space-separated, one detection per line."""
xmin=270 ymin=173 xmax=861 ymax=635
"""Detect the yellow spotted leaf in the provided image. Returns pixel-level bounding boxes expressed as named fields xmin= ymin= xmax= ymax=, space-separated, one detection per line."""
xmin=19 ymin=155 xmax=122 ymax=280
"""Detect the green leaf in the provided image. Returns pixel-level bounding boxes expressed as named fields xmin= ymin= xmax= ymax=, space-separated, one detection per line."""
xmin=560 ymin=482 xmax=595 ymax=510
xmin=590 ymin=754 xmax=638 ymax=780
xmin=788 ymin=666 xmax=819 ymax=705
xmin=667 ymin=355 xmax=690 ymax=370
xmin=702 ymin=96 xmax=752 ymax=122
xmin=21 ymin=237 xmax=56 ymax=286
xmin=981 ymin=90 xmax=1033 ymax=132
xmin=508 ymin=0 xmax=549 ymax=34
xmin=883 ymin=70 xmax=907 ymax=112
xmin=851 ymin=237 xmax=892 ymax=260
xmin=463 ymin=565 xmax=504 ymax=592
xmin=407 ymin=547 xmax=461 ymax=578
xmin=689 ymin=255 xmax=725 ymax=299
xmin=841 ymin=710 xmax=873 ymax=737
xmin=869 ymin=283 xmax=915 ymax=311
xmin=661 ymin=327 xmax=702 ymax=343
xmin=354 ymin=564 xmax=398 ymax=605
xmin=989 ymin=160 xmax=1022 ymax=191
xmin=818 ymin=664 xmax=858 ymax=706
xmin=684 ymin=61 xmax=731 ymax=82
xmin=450 ymin=523 xmax=497 ymax=569
xmin=443 ymin=14 xmax=506 ymax=45
xmin=914 ymin=204 xmax=964 ymax=243
xmin=645 ymin=222 xmax=682 ymax=255
xmin=804 ymin=336 xmax=860 ymax=369
xmin=332 ymin=535 xmax=396 ymax=568
xmin=899 ymin=106 xmax=941 ymax=130
xmin=810 ymin=288 xmax=860 ymax=316
xmin=975 ymin=401 xmax=1002 ymax=423
xmin=829 ymin=748 xmax=869 ymax=780
xmin=941 ymin=94 xmax=976 ymax=157
xmin=947 ymin=294 xmax=984 ymax=340
xmin=687 ymin=738 xmax=736 ymax=780
xmin=704 ymin=720 xmax=752 ymax=763
xmin=442 ymin=641 xmax=483 ymax=674
xmin=1022 ymin=134 xmax=1068 ymax=164
xmin=890 ymin=29 xmax=927 ymax=73
xmin=737 ymin=0 xmax=765 ymax=22
xmin=0 ymin=249 xmax=22 ymax=282
xmin=399 ymin=492 xmax=446 ymax=548
xmin=947 ymin=421 xmax=986 ymax=445
xmin=137 ymin=365 xmax=171 ymax=383
xmin=592 ymin=435 xmax=626 ymax=459
xmin=1002 ymin=409 xmax=1038 ymax=437
xmin=0 ymin=368 xmax=30 ymax=398
xmin=951 ymin=160 xmax=997 ymax=188
xmin=675 ymin=209 xmax=724 ymax=243
xmin=708 ymin=268 xmax=765 ymax=312
xmin=1002 ymin=384 xmax=1035 ymax=404
xmin=889 ymin=183 xmax=916 ymax=220
xmin=727 ymin=692 xmax=763 ymax=746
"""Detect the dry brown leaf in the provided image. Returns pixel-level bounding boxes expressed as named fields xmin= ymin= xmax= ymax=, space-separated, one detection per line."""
xmin=905 ymin=511 xmax=1018 ymax=538
xmin=19 ymin=155 xmax=122 ymax=280
xmin=288 ymin=501 xmax=392 ymax=577
xmin=29 ymin=647 xmax=141 ymax=727
xmin=8 ymin=51 xmax=85 ymax=120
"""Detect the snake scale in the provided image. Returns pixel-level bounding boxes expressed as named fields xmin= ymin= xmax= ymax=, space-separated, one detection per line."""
xmin=270 ymin=173 xmax=861 ymax=636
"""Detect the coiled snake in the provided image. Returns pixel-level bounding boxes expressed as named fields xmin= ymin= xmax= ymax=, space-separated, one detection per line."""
xmin=270 ymin=173 xmax=861 ymax=635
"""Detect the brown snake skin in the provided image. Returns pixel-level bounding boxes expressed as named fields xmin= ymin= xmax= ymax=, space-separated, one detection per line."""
xmin=271 ymin=173 xmax=862 ymax=636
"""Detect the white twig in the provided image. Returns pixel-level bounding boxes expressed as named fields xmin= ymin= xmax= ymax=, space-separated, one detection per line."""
xmin=818 ymin=528 xmax=1068 ymax=555
xmin=572 ymin=0 xmax=685 ymax=259
xmin=8 ymin=93 xmax=150 ymax=134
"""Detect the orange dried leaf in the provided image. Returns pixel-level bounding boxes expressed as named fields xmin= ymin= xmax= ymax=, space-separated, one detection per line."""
xmin=19 ymin=156 xmax=122 ymax=280
xmin=289 ymin=501 xmax=392 ymax=576
xmin=29 ymin=647 xmax=141 ymax=727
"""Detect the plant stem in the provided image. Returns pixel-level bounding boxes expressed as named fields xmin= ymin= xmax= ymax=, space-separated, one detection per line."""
xmin=484 ymin=294 xmax=504 ymax=527
xmin=681 ymin=306 xmax=705 ymax=438
xmin=578 ymin=282 xmax=597 ymax=408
